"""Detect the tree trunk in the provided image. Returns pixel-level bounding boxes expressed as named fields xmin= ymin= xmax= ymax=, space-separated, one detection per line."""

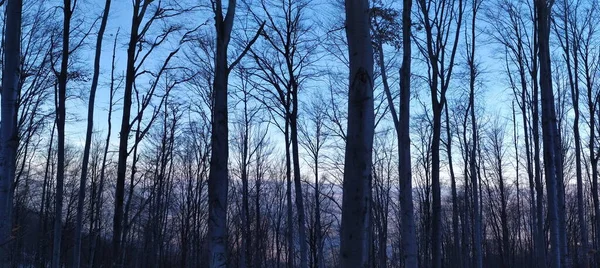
xmin=208 ymin=1 xmax=236 ymax=267
xmin=467 ymin=3 xmax=482 ymax=266
xmin=285 ymin=120 xmax=294 ymax=268
xmin=52 ymin=1 xmax=71 ymax=266
xmin=445 ymin=104 xmax=461 ymax=268
xmin=113 ymin=2 xmax=145 ymax=264
xmin=536 ymin=1 xmax=561 ymax=267
xmin=72 ymin=1 xmax=111 ymax=267
xmin=398 ymin=1 xmax=418 ymax=266
xmin=340 ymin=0 xmax=374 ymax=266
xmin=469 ymin=62 xmax=482 ymax=268
xmin=560 ymin=9 xmax=589 ymax=265
xmin=0 ymin=0 xmax=22 ymax=266
xmin=290 ymin=98 xmax=308 ymax=268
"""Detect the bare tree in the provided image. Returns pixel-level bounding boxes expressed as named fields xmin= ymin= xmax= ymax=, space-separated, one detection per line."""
xmin=466 ymin=0 xmax=483 ymax=266
xmin=71 ymin=1 xmax=111 ymax=267
xmin=0 ymin=0 xmax=22 ymax=266
xmin=553 ymin=0 xmax=589 ymax=265
xmin=206 ymin=0 xmax=263 ymax=266
xmin=339 ymin=0 xmax=374 ymax=266
xmin=536 ymin=0 xmax=562 ymax=267
xmin=299 ymin=96 xmax=329 ymax=268
xmin=414 ymin=0 xmax=464 ymax=266
xmin=51 ymin=0 xmax=73 ymax=266
xmin=372 ymin=0 xmax=418 ymax=266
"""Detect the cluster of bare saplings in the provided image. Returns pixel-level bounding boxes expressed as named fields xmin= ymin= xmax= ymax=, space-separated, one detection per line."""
xmin=0 ymin=0 xmax=597 ymax=267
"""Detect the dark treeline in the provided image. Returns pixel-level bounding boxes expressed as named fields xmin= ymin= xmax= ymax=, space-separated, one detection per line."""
xmin=0 ymin=0 xmax=598 ymax=267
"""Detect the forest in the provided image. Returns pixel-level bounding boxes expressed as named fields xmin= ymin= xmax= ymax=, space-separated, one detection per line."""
xmin=0 ymin=0 xmax=597 ymax=267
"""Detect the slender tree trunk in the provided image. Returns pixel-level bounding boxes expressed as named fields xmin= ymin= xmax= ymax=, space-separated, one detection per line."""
xmin=240 ymin=93 xmax=251 ymax=268
xmin=314 ymin=156 xmax=324 ymax=268
xmin=560 ymin=12 xmax=589 ymax=266
xmin=466 ymin=3 xmax=482 ymax=266
xmin=285 ymin=121 xmax=294 ymax=268
xmin=72 ymin=1 xmax=111 ymax=267
xmin=340 ymin=0 xmax=374 ymax=266
xmin=514 ymin=34 xmax=539 ymax=266
xmin=531 ymin=24 xmax=547 ymax=268
xmin=255 ymin=150 xmax=264 ymax=268
xmin=91 ymin=31 xmax=117 ymax=268
xmin=0 ymin=0 xmax=22 ymax=266
xmin=37 ymin=123 xmax=55 ymax=267
xmin=584 ymin=43 xmax=599 ymax=267
xmin=445 ymin=104 xmax=461 ymax=268
xmin=399 ymin=1 xmax=418 ymax=266
xmin=290 ymin=97 xmax=308 ymax=268
xmin=536 ymin=1 xmax=561 ymax=267
xmin=113 ymin=2 xmax=145 ymax=264
xmin=52 ymin=1 xmax=71 ymax=267
xmin=469 ymin=61 xmax=482 ymax=268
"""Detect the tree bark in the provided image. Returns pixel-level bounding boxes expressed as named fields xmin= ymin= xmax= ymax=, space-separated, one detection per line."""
xmin=291 ymin=95 xmax=308 ymax=268
xmin=340 ymin=0 xmax=374 ymax=266
xmin=536 ymin=1 xmax=561 ymax=267
xmin=208 ymin=1 xmax=236 ymax=266
xmin=52 ymin=1 xmax=71 ymax=266
xmin=0 ymin=0 xmax=22 ymax=266
xmin=398 ymin=1 xmax=418 ymax=266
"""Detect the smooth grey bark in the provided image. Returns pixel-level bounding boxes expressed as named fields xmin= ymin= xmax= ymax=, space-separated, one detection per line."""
xmin=52 ymin=1 xmax=72 ymax=267
xmin=72 ymin=1 xmax=111 ymax=267
xmin=524 ymin=6 xmax=546 ymax=266
xmin=339 ymin=0 xmax=374 ymax=266
xmin=536 ymin=0 xmax=561 ymax=267
xmin=0 ymin=0 xmax=22 ymax=266
xmin=398 ymin=0 xmax=418 ymax=265
xmin=207 ymin=1 xmax=262 ymax=266
xmin=291 ymin=97 xmax=308 ymax=268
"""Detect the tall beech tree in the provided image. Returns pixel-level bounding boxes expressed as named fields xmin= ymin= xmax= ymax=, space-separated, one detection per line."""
xmin=206 ymin=0 xmax=263 ymax=266
xmin=339 ymin=0 xmax=374 ymax=266
xmin=0 ymin=0 xmax=22 ymax=266
xmin=536 ymin=0 xmax=562 ymax=267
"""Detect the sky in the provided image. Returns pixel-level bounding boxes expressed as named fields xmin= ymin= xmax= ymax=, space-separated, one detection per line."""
xmin=57 ymin=0 xmax=522 ymax=186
